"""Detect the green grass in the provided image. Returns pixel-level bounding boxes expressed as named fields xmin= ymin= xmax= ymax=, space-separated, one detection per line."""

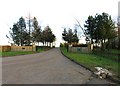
xmin=109 ymin=49 xmax=120 ymax=54
xmin=60 ymin=47 xmax=119 ymax=78
xmin=0 ymin=52 xmax=2 ymax=57
xmin=0 ymin=46 xmax=53 ymax=57
xmin=36 ymin=47 xmax=51 ymax=52
xmin=2 ymin=51 xmax=35 ymax=57
xmin=93 ymin=49 xmax=120 ymax=61
xmin=1 ymin=47 xmax=51 ymax=57
xmin=93 ymin=51 xmax=119 ymax=61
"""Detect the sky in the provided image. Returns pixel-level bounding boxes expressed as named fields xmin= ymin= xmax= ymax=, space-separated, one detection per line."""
xmin=0 ymin=0 xmax=119 ymax=47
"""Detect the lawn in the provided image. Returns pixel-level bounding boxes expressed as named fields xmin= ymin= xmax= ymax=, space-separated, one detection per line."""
xmin=93 ymin=51 xmax=119 ymax=62
xmin=0 ymin=52 xmax=2 ymax=57
xmin=1 ymin=47 xmax=50 ymax=57
xmin=109 ymin=49 xmax=120 ymax=54
xmin=36 ymin=47 xmax=51 ymax=52
xmin=60 ymin=47 xmax=119 ymax=79
xmin=2 ymin=51 xmax=35 ymax=57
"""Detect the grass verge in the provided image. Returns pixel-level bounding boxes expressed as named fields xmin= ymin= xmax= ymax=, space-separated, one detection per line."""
xmin=0 ymin=52 xmax=2 ymax=57
xmin=2 ymin=51 xmax=35 ymax=57
xmin=109 ymin=49 xmax=120 ymax=54
xmin=60 ymin=47 xmax=119 ymax=81
xmin=2 ymin=47 xmax=51 ymax=57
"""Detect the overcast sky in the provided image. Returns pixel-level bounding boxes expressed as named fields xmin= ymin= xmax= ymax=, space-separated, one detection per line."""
xmin=0 ymin=0 xmax=119 ymax=47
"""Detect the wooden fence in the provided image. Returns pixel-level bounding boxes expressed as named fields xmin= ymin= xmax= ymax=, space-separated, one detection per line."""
xmin=11 ymin=46 xmax=33 ymax=51
xmin=0 ymin=45 xmax=11 ymax=52
xmin=0 ymin=45 xmax=36 ymax=52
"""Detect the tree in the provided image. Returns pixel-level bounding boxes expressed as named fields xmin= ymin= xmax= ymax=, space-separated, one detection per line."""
xmin=84 ymin=16 xmax=95 ymax=44
xmin=43 ymin=26 xmax=56 ymax=47
xmin=7 ymin=17 xmax=30 ymax=46
xmin=32 ymin=17 xmax=42 ymax=45
xmin=9 ymin=23 xmax=20 ymax=45
xmin=62 ymin=28 xmax=68 ymax=42
xmin=95 ymin=13 xmax=116 ymax=50
xmin=84 ymin=12 xmax=116 ymax=50
xmin=72 ymin=29 xmax=79 ymax=43
xmin=118 ymin=17 xmax=120 ymax=49
xmin=7 ymin=16 xmax=56 ymax=47
xmin=18 ymin=17 xmax=30 ymax=46
xmin=62 ymin=28 xmax=79 ymax=44
xmin=26 ymin=13 xmax=33 ymax=45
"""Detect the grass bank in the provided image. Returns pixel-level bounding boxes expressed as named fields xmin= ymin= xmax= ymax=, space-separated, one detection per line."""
xmin=60 ymin=47 xmax=119 ymax=80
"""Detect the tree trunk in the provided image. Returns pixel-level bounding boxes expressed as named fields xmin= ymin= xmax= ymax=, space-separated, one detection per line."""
xmin=38 ymin=42 xmax=39 ymax=46
xmin=118 ymin=38 xmax=120 ymax=49
xmin=107 ymin=39 xmax=110 ymax=51
xmin=47 ymin=42 xmax=48 ymax=47
xmin=118 ymin=26 xmax=120 ymax=49
xmin=52 ymin=42 xmax=53 ymax=47
xmin=101 ymin=39 xmax=105 ymax=51
xmin=50 ymin=43 xmax=51 ymax=48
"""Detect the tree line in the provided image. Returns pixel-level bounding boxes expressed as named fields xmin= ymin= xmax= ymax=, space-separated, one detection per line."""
xmin=62 ymin=12 xmax=118 ymax=50
xmin=62 ymin=28 xmax=79 ymax=44
xmin=7 ymin=17 xmax=56 ymax=47
xmin=84 ymin=12 xmax=117 ymax=50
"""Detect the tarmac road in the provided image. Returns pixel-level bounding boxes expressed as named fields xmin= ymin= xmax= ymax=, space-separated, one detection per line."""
xmin=2 ymin=48 xmax=92 ymax=84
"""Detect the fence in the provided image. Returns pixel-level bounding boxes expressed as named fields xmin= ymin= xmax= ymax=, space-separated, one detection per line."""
xmin=0 ymin=45 xmax=11 ymax=52
xmin=11 ymin=46 xmax=33 ymax=51
xmin=0 ymin=45 xmax=36 ymax=52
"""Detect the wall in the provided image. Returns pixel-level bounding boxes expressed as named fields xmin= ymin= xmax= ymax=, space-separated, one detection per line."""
xmin=69 ymin=47 xmax=90 ymax=53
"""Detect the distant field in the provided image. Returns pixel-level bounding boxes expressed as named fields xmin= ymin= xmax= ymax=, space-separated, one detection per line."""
xmin=60 ymin=47 xmax=119 ymax=79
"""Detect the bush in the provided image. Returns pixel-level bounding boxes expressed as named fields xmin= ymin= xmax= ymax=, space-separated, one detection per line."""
xmin=60 ymin=43 xmax=64 ymax=47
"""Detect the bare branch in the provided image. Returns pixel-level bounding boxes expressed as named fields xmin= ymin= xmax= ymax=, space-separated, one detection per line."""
xmin=75 ymin=18 xmax=87 ymax=37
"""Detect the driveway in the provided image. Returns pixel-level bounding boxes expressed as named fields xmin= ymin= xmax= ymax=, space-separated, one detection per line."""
xmin=2 ymin=48 xmax=92 ymax=84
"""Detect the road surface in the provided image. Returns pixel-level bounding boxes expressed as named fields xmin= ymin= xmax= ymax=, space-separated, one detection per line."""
xmin=2 ymin=48 xmax=92 ymax=84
